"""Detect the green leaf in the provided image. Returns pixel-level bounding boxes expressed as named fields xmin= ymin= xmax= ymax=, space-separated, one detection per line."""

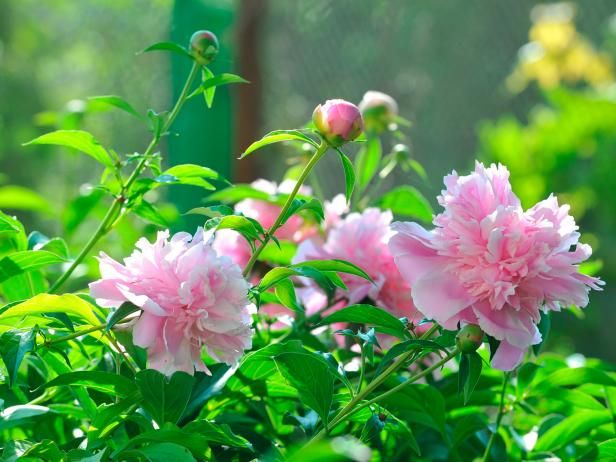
xmin=88 ymin=399 xmax=138 ymax=441
xmin=274 ymin=278 xmax=302 ymax=312
xmin=163 ymin=164 xmax=218 ymax=180
xmin=206 ymin=215 xmax=263 ymax=243
xmin=516 ymin=362 xmax=539 ymax=398
xmin=360 ymin=414 xmax=385 ymax=443
xmin=182 ymin=365 xmax=231 ymax=420
xmin=24 ymin=130 xmax=114 ymax=169
xmin=531 ymin=367 xmax=616 ymax=394
xmin=280 ymin=198 xmax=324 ymax=225
xmin=274 ymin=351 xmax=334 ymax=425
xmin=0 ymin=250 xmax=66 ymax=283
xmin=375 ymin=339 xmax=449 ymax=376
xmin=378 ymin=185 xmax=433 ymax=222
xmin=320 ymin=304 xmax=408 ymax=339
xmin=335 ymin=148 xmax=355 ymax=202
xmin=458 ymin=352 xmax=483 ymax=404
xmin=206 ymin=184 xmax=271 ymax=203
xmin=0 ymin=186 xmax=53 ymax=214
xmin=240 ymin=130 xmax=319 ymax=158
xmin=183 ymin=420 xmax=253 ymax=449
xmin=136 ymin=369 xmax=195 ymax=425
xmin=533 ymin=410 xmax=612 ymax=452
xmin=105 ymin=302 xmax=140 ymax=332
xmin=258 ymin=267 xmax=301 ymax=292
xmin=88 ymin=95 xmax=144 ymax=120
xmin=123 ymin=443 xmax=196 ymax=462
xmin=189 ymin=72 xmax=249 ymax=100
xmin=355 ymin=137 xmax=382 ymax=190
xmin=0 ymin=210 xmax=23 ymax=235
xmin=0 ymin=329 xmax=36 ymax=386
xmin=133 ymin=200 xmax=168 ymax=227
xmin=598 ymin=439 xmax=616 ymax=460
xmin=292 ymin=259 xmax=372 ymax=282
xmin=0 ymin=294 xmax=101 ymax=326
xmin=184 ymin=205 xmax=233 ymax=218
xmin=44 ymin=371 xmax=138 ymax=398
xmin=202 ymin=67 xmax=216 ymax=108
xmin=141 ymin=41 xmax=192 ymax=59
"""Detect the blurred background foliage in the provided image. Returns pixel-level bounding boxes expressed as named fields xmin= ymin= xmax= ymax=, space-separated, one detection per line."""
xmin=0 ymin=0 xmax=615 ymax=359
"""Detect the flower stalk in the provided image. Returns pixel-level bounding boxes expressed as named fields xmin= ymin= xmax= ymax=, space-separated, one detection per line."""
xmin=48 ymin=62 xmax=201 ymax=294
xmin=242 ymin=139 xmax=329 ymax=277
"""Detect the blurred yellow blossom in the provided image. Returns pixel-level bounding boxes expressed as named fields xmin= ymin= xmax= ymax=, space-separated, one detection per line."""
xmin=508 ymin=2 xmax=613 ymax=91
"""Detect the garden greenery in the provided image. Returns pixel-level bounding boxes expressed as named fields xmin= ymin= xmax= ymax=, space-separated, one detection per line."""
xmin=0 ymin=29 xmax=613 ymax=462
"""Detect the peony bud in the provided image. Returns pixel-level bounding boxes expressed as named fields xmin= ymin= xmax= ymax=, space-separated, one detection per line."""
xmin=312 ymin=99 xmax=363 ymax=147
xmin=358 ymin=91 xmax=398 ymax=133
xmin=190 ymin=30 xmax=219 ymax=65
xmin=456 ymin=324 xmax=484 ymax=354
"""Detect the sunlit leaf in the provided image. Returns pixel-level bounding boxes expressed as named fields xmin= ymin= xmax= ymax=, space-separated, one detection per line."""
xmin=320 ymin=304 xmax=408 ymax=339
xmin=241 ymin=130 xmax=319 ymax=158
xmin=378 ymin=185 xmax=433 ymax=222
xmin=88 ymin=95 xmax=144 ymax=120
xmin=335 ymin=148 xmax=355 ymax=202
xmin=24 ymin=130 xmax=115 ymax=169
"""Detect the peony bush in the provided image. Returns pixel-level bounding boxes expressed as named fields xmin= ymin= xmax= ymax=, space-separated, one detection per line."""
xmin=0 ymin=30 xmax=612 ymax=462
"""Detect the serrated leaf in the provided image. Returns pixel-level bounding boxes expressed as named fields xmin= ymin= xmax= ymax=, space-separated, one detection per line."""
xmin=24 ymin=130 xmax=114 ymax=169
xmin=335 ymin=148 xmax=355 ymax=202
xmin=241 ymin=130 xmax=319 ymax=158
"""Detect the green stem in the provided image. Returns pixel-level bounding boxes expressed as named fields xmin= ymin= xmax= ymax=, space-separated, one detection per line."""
xmin=351 ymin=347 xmax=460 ymax=417
xmin=481 ymin=372 xmax=509 ymax=462
xmin=48 ymin=62 xmax=200 ymax=293
xmin=43 ymin=322 xmax=108 ymax=346
xmin=356 ymin=344 xmax=366 ymax=395
xmin=308 ymin=323 xmax=442 ymax=444
xmin=242 ymin=140 xmax=329 ymax=277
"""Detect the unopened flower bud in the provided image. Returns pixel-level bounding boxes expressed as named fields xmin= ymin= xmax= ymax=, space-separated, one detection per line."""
xmin=456 ymin=324 xmax=484 ymax=354
xmin=358 ymin=91 xmax=398 ymax=133
xmin=312 ymin=99 xmax=363 ymax=147
xmin=190 ymin=30 xmax=219 ymax=65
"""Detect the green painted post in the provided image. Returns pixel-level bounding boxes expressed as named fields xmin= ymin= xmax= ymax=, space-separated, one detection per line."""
xmin=169 ymin=0 xmax=236 ymax=231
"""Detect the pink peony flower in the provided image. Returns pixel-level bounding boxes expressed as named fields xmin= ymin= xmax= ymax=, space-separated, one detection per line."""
xmin=313 ymin=99 xmax=363 ymax=147
xmin=294 ymin=207 xmax=420 ymax=324
xmin=212 ymin=179 xmax=317 ymax=268
xmin=389 ymin=162 xmax=603 ymax=370
xmin=89 ymin=228 xmax=253 ymax=376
